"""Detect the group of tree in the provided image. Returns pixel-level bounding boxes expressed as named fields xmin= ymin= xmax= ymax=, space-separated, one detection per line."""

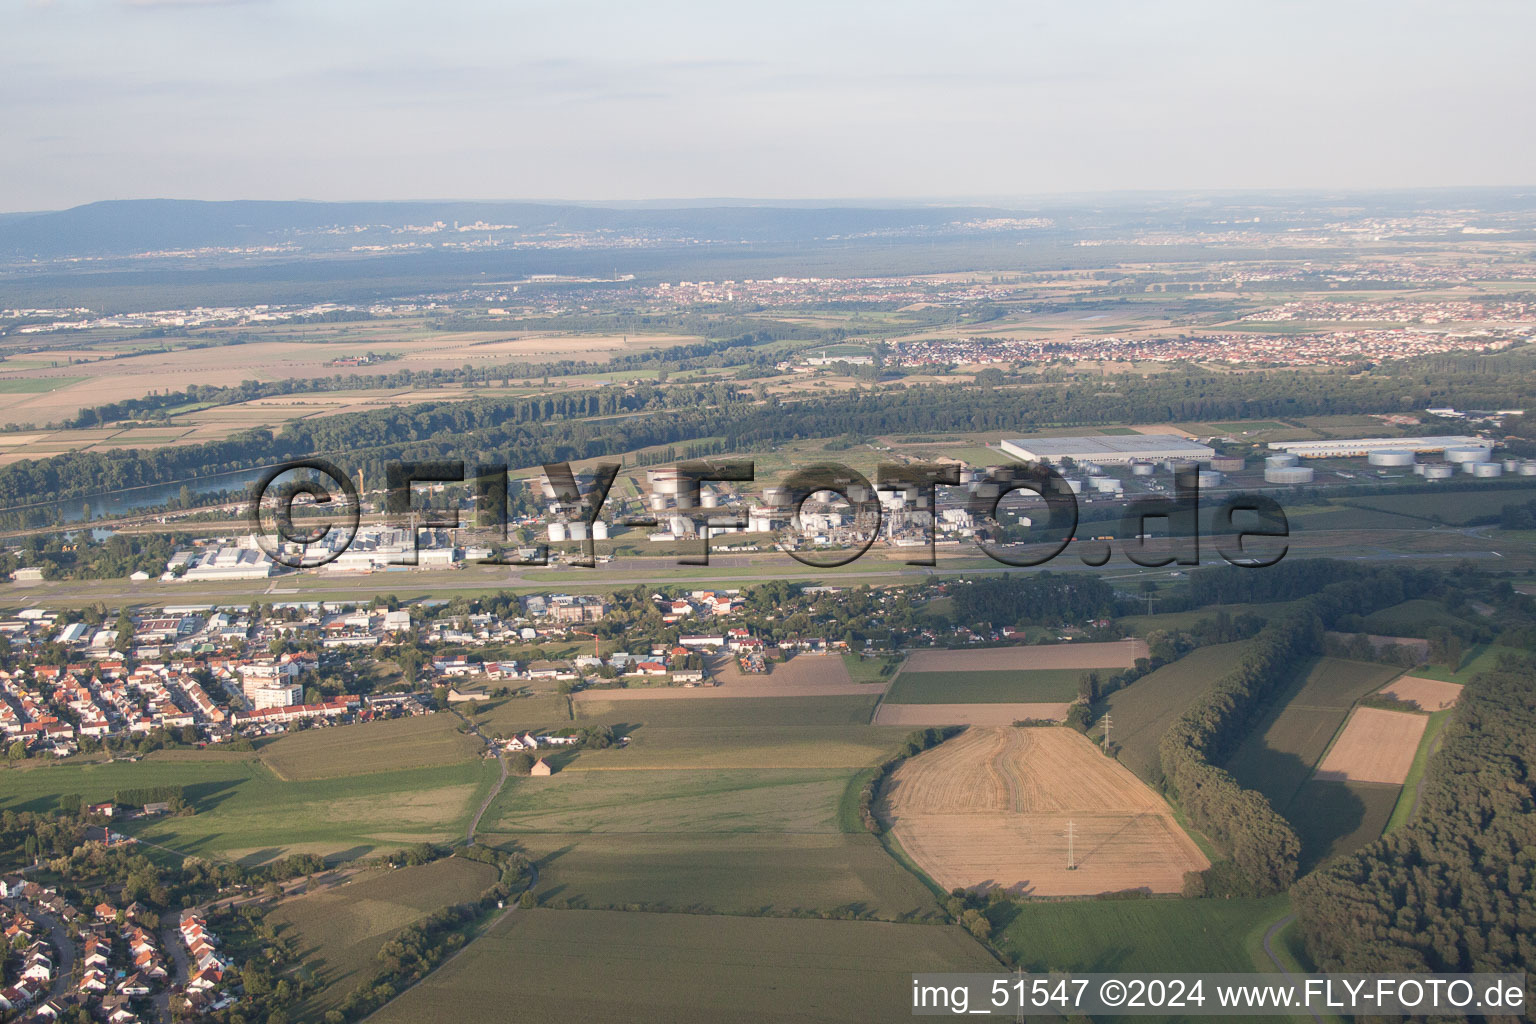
xmin=1292 ymin=657 xmax=1536 ymax=991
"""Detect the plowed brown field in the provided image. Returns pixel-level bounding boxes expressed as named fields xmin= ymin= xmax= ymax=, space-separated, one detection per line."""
xmin=1313 ymin=707 xmax=1427 ymax=784
xmin=900 ymin=640 xmax=1145 ymax=673
xmin=879 ymin=727 xmax=1206 ymax=896
xmin=1376 ymin=676 xmax=1463 ymax=712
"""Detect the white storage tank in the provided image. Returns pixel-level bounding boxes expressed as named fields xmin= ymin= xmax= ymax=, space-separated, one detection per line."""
xmin=1131 ymin=462 xmax=1156 ymax=477
xmin=1368 ymin=450 xmax=1416 ymax=467
xmin=1503 ymin=459 xmax=1521 ymax=472
xmin=648 ymin=493 xmax=668 ymax=512
xmin=1473 ymin=462 xmax=1503 ymax=478
xmin=1065 ymin=479 xmax=1083 ymax=494
xmin=1423 ymin=464 xmax=1455 ymax=480
xmin=1265 ymin=466 xmax=1315 ymax=484
xmin=647 ymin=466 xmax=689 ymax=495
xmin=548 ymin=522 xmax=568 ymax=543
xmin=762 ymin=486 xmax=792 ymax=507
xmin=1090 ymin=476 xmax=1123 ymax=493
xmin=1413 ymin=463 xmax=1428 ymax=476
xmin=1197 ymin=470 xmax=1224 ymax=488
xmin=1266 ymin=453 xmax=1299 ymax=469
xmin=1521 ymin=461 xmax=1536 ymax=476
xmin=1208 ymin=457 xmax=1246 ymax=472
xmin=592 ymin=520 xmax=610 ymax=540
xmin=1444 ymin=445 xmax=1492 ymax=464
xmin=568 ymin=521 xmax=589 ymax=541
xmin=698 ymin=489 xmax=720 ymax=509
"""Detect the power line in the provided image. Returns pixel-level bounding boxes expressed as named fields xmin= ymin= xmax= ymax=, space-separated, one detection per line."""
xmin=1065 ymin=820 xmax=1077 ymax=871
xmin=1101 ymin=712 xmax=1112 ymax=754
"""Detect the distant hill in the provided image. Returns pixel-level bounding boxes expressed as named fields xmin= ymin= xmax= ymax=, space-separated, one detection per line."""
xmin=0 ymin=199 xmax=1023 ymax=259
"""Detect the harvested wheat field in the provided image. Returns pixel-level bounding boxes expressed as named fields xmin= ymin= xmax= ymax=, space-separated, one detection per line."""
xmin=1376 ymin=676 xmax=1464 ymax=712
xmin=873 ymin=702 xmax=1070 ymax=726
xmin=901 ymin=640 xmax=1145 ymax=674
xmin=880 ymin=727 xmax=1206 ymax=896
xmin=1313 ymin=707 xmax=1427 ymax=785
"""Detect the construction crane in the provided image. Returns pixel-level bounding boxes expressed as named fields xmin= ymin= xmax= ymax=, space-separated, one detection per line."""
xmin=571 ymin=629 xmax=602 ymax=660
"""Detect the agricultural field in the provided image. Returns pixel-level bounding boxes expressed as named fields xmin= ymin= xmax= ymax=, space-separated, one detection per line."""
xmin=880 ymin=727 xmax=1207 ymax=896
xmin=460 ymin=693 xmax=573 ymax=737
xmin=992 ymin=895 xmax=1291 ymax=974
xmin=1093 ymin=641 xmax=1257 ymax=783
xmin=1314 ymin=707 xmax=1429 ymax=784
xmin=884 ymin=668 xmax=1080 ymax=704
xmin=1361 ymin=599 xmax=1480 ymax=637
xmin=368 ymin=908 xmax=996 ymax=1024
xmin=1403 ymin=642 xmax=1525 ymax=684
xmin=0 ymin=755 xmax=495 ymax=864
xmin=1224 ymin=657 xmax=1403 ymax=812
xmin=269 ymin=856 xmax=497 ymax=1016
xmin=872 ymin=702 xmax=1068 ymax=726
xmin=257 ymin=713 xmax=485 ymax=781
xmin=901 ymin=640 xmax=1144 ymax=673
xmin=482 ymin=766 xmax=856 ymax=834
xmin=1287 ymin=779 xmax=1402 ymax=871
xmin=0 ymin=324 xmax=689 ymax=427
xmin=1341 ymin=485 xmax=1536 ymax=526
xmin=504 ymin=832 xmax=943 ymax=921
xmin=571 ymin=693 xmax=882 ymax=729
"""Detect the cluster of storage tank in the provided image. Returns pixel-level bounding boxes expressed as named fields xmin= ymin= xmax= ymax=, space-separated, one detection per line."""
xmin=547 ymin=520 xmax=610 ymax=542
xmin=1263 ymin=452 xmax=1315 ymax=484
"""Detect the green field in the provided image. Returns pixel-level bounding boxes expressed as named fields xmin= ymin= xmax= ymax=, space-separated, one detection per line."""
xmin=1225 ymin=657 xmax=1402 ymax=811
xmin=885 ymin=668 xmax=1081 ymax=704
xmin=0 ymin=755 xmax=495 ymax=865
xmin=368 ymin=908 xmax=995 ymax=1024
xmin=462 ymin=693 xmax=572 ymax=736
xmin=573 ymin=694 xmax=882 ymax=729
xmin=1288 ymin=779 xmax=1401 ymax=870
xmin=1095 ymin=641 xmax=1257 ymax=783
xmin=483 ymin=767 xmax=857 ymax=834
xmin=257 ymin=714 xmax=484 ymax=781
xmin=0 ymin=376 xmax=86 ymax=393
xmin=992 ymin=896 xmax=1289 ymax=974
xmin=1360 ymin=599 xmax=1477 ymax=637
xmin=1342 ymin=485 xmax=1536 ymax=526
xmin=1386 ymin=709 xmax=1454 ymax=832
xmin=269 ymin=857 xmax=497 ymax=1015
xmin=842 ymin=653 xmax=901 ymax=685
xmin=1403 ymin=643 xmax=1525 ymax=683
xmin=505 ymin=832 xmax=943 ymax=921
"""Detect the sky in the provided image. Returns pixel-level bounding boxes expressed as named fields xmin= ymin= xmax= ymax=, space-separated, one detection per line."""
xmin=3 ymin=0 xmax=1534 ymax=211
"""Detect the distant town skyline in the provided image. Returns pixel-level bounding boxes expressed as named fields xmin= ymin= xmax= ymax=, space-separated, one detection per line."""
xmin=5 ymin=0 xmax=1535 ymax=211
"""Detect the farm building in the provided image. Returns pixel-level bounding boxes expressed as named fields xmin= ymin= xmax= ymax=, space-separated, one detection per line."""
xmin=530 ymin=758 xmax=553 ymax=776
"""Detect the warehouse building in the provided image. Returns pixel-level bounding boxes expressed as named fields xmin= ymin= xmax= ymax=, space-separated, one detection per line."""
xmin=1000 ymin=434 xmax=1215 ymax=465
xmin=1267 ymin=436 xmax=1486 ymax=459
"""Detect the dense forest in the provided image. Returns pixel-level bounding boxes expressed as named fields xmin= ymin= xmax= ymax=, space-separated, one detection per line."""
xmin=1159 ymin=563 xmax=1443 ymax=895
xmin=7 ymin=349 xmax=1536 ymax=524
xmin=1293 ymin=657 xmax=1536 ymax=996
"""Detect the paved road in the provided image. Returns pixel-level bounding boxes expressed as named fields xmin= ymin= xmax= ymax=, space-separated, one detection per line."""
xmin=1261 ymin=913 xmax=1324 ymax=1024
xmin=1 ymin=898 xmax=78 ymax=1002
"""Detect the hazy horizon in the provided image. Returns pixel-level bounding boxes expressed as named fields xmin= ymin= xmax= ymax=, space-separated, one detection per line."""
xmin=7 ymin=0 xmax=1535 ymax=212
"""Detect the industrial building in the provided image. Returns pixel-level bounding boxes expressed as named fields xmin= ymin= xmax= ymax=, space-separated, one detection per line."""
xmin=999 ymin=434 xmax=1216 ymax=465
xmin=1267 ymin=436 xmax=1486 ymax=459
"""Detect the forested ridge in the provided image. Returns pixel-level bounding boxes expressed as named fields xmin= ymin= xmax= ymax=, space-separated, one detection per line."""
xmin=1292 ymin=657 xmax=1536 ymax=990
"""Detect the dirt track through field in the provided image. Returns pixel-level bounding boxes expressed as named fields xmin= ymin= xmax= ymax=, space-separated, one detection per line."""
xmin=1376 ymin=676 xmax=1464 ymax=712
xmin=901 ymin=640 xmax=1145 ymax=673
xmin=880 ymin=727 xmax=1206 ymax=896
xmin=1313 ymin=707 xmax=1427 ymax=784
